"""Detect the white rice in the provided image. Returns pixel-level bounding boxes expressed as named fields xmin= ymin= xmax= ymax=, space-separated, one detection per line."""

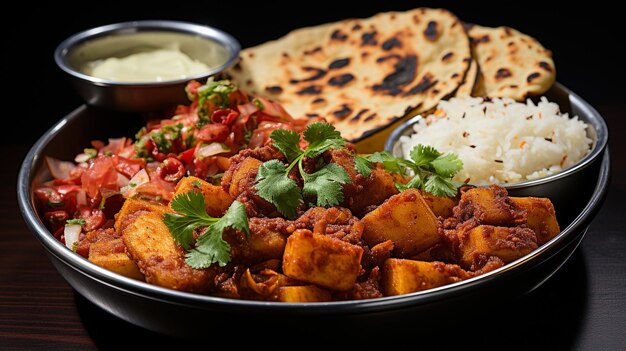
xmin=397 ymin=96 xmax=592 ymax=185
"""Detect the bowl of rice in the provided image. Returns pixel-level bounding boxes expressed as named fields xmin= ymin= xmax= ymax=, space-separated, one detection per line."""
xmin=385 ymin=83 xmax=608 ymax=215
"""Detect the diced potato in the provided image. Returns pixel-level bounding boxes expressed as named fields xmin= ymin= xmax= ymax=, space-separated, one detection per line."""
xmin=419 ymin=190 xmax=457 ymax=218
xmin=174 ymin=176 xmax=233 ymax=217
xmin=225 ymin=218 xmax=288 ymax=264
xmin=351 ymin=169 xmax=399 ymax=215
xmin=282 ymin=229 xmax=363 ymax=291
xmin=458 ymin=186 xmax=526 ymax=226
xmin=510 ymin=197 xmax=560 ymax=245
xmin=362 ymin=189 xmax=439 ymax=257
xmin=88 ymin=238 xmax=144 ymax=280
xmin=382 ymin=258 xmax=471 ymax=296
xmin=278 ymin=285 xmax=331 ymax=302
xmin=325 ymin=149 xmax=398 ymax=216
xmin=114 ymin=198 xmax=170 ymax=235
xmin=458 ymin=225 xmax=538 ymax=269
xmin=229 ymin=157 xmax=262 ymax=197
xmin=122 ymin=211 xmax=215 ymax=293
xmin=247 ymin=230 xmax=286 ymax=261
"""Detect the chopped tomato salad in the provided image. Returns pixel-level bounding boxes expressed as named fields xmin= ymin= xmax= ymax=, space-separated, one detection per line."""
xmin=35 ymin=79 xmax=313 ymax=250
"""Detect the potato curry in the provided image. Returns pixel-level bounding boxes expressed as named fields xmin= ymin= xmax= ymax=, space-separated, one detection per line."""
xmin=35 ymin=80 xmax=560 ymax=302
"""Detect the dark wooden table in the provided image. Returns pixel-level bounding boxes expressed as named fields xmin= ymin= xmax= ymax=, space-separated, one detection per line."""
xmin=1 ymin=104 xmax=624 ymax=349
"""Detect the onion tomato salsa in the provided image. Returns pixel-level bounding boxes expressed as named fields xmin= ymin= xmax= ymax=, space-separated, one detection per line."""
xmin=33 ymin=79 xmax=560 ymax=302
xmin=35 ymin=78 xmax=313 ymax=255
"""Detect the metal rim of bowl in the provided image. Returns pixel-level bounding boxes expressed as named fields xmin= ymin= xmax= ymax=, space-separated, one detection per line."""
xmin=384 ymin=82 xmax=609 ymax=191
xmin=17 ymin=85 xmax=609 ymax=313
xmin=54 ymin=20 xmax=241 ymax=86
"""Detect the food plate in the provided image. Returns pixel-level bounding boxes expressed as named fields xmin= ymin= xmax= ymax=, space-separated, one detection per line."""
xmin=17 ymin=82 xmax=609 ymax=338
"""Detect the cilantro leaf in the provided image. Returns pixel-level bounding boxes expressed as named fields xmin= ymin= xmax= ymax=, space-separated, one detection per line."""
xmin=66 ymin=218 xmax=86 ymax=226
xmin=184 ymin=201 xmax=248 ymax=268
xmin=303 ymin=122 xmax=342 ymax=144
xmin=185 ymin=226 xmax=231 ymax=268
xmin=256 ymin=160 xmax=302 ymax=219
xmin=395 ymin=173 xmax=423 ymax=192
xmin=270 ymin=129 xmax=303 ymax=162
xmin=255 ymin=122 xmax=352 ymax=215
xmin=164 ymin=191 xmax=218 ymax=250
xmin=364 ymin=144 xmax=463 ymax=197
xmin=431 ymin=153 xmax=464 ymax=178
xmin=302 ymin=163 xmax=351 ymax=207
xmin=367 ymin=151 xmax=408 ymax=175
xmin=303 ymin=123 xmax=345 ymax=158
xmin=217 ymin=200 xmax=250 ymax=237
xmin=424 ymin=175 xmax=458 ymax=197
xmin=163 ymin=192 xmax=249 ymax=268
xmin=367 ymin=151 xmax=395 ymax=164
xmin=410 ymin=144 xmax=441 ymax=167
xmin=354 ymin=155 xmax=374 ymax=176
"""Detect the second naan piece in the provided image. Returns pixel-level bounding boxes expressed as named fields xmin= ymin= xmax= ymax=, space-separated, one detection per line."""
xmin=468 ymin=25 xmax=555 ymax=100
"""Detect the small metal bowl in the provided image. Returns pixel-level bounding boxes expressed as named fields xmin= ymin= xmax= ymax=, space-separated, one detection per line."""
xmin=385 ymin=83 xmax=609 ymax=217
xmin=54 ymin=20 xmax=240 ymax=113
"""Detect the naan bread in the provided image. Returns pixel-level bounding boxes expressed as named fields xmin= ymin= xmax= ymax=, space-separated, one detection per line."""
xmin=228 ymin=8 xmax=471 ymax=142
xmin=468 ymin=25 xmax=555 ymax=100
xmin=455 ymin=59 xmax=479 ymax=97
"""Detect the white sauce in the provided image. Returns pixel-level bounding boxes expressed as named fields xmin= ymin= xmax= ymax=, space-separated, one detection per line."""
xmin=87 ymin=47 xmax=210 ymax=82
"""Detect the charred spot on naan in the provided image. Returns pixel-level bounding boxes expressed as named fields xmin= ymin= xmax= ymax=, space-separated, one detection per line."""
xmin=289 ymin=66 xmax=327 ymax=84
xmin=328 ymin=58 xmax=351 ymax=69
xmin=424 ymin=21 xmax=440 ymax=41
xmin=265 ymin=85 xmax=284 ymax=94
xmin=328 ymin=73 xmax=355 ymax=87
xmin=372 ymin=55 xmax=418 ymax=96
xmin=382 ymin=37 xmax=402 ymax=51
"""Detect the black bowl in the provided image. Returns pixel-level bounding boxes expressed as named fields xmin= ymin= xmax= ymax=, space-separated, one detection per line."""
xmin=17 ymin=85 xmax=609 ymax=339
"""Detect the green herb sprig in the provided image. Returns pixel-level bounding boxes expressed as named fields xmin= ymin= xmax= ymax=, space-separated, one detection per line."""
xmin=357 ymin=145 xmax=463 ymax=197
xmin=163 ymin=191 xmax=249 ymax=268
xmin=196 ymin=79 xmax=237 ymax=126
xmin=255 ymin=123 xmax=350 ymax=219
xmin=65 ymin=218 xmax=86 ymax=226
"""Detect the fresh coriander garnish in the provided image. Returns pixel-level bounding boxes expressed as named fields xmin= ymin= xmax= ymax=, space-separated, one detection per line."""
xmin=301 ymin=163 xmax=350 ymax=207
xmin=196 ymin=78 xmax=237 ymax=125
xmin=255 ymin=123 xmax=350 ymax=219
xmin=135 ymin=123 xmax=184 ymax=159
xmin=354 ymin=155 xmax=375 ymax=177
xmin=65 ymin=218 xmax=86 ymax=226
xmin=163 ymin=191 xmax=249 ymax=268
xmin=253 ymin=98 xmax=265 ymax=110
xmin=357 ymin=144 xmax=463 ymax=197
xmin=84 ymin=148 xmax=98 ymax=159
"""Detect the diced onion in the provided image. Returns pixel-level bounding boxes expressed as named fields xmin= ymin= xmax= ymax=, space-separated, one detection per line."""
xmin=120 ymin=169 xmax=150 ymax=197
xmin=64 ymin=224 xmax=81 ymax=251
xmin=45 ymin=156 xmax=77 ymax=180
xmin=196 ymin=143 xmax=230 ymax=158
xmin=74 ymin=153 xmax=92 ymax=163
xmin=116 ymin=173 xmax=130 ymax=188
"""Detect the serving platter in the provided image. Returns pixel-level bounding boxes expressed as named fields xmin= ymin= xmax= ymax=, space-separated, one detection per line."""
xmin=17 ymin=81 xmax=609 ymax=338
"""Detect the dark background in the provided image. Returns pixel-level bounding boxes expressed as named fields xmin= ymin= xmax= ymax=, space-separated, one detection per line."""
xmin=3 ymin=1 xmax=625 ymax=145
